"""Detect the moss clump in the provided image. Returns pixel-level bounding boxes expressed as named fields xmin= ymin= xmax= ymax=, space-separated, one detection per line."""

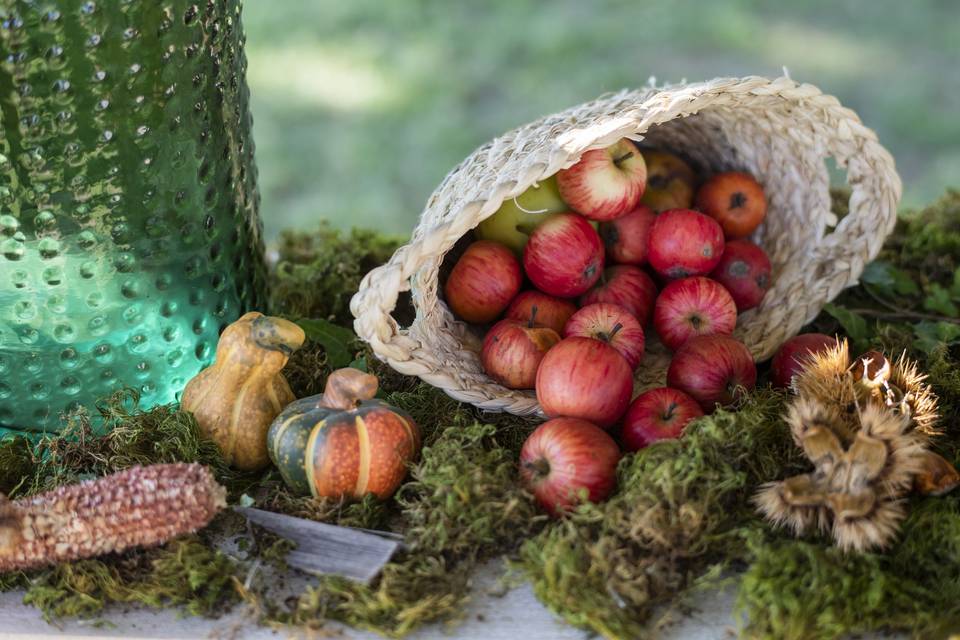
xmin=268 ymin=222 xmax=403 ymax=326
xmin=519 ymin=390 xmax=802 ymax=638
xmin=267 ymin=423 xmax=544 ymax=637
xmin=20 ymin=537 xmax=241 ymax=621
xmin=739 ymin=496 xmax=960 ymax=639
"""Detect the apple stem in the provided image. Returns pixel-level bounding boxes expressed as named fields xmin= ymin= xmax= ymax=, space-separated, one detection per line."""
xmin=661 ymin=402 xmax=677 ymax=421
xmin=613 ymin=151 xmax=634 ymax=166
xmin=524 ymin=458 xmax=551 ymax=479
xmin=609 ymin=322 xmax=623 ymax=339
xmin=529 ymin=305 xmax=539 ymax=328
xmin=729 ymin=192 xmax=748 ymax=209
xmin=598 ymin=322 xmax=624 ymax=343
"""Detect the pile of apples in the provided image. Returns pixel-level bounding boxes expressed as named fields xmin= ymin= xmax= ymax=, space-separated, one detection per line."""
xmin=443 ymin=138 xmax=776 ymax=515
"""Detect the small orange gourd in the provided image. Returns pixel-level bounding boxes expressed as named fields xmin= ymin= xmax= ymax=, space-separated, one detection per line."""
xmin=181 ymin=312 xmax=305 ymax=470
xmin=267 ymin=368 xmax=421 ymax=499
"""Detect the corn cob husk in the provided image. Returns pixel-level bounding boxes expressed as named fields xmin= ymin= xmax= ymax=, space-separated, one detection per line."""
xmin=0 ymin=463 xmax=226 ymax=573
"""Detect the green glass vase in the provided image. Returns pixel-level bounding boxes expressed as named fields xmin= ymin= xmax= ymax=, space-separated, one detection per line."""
xmin=0 ymin=0 xmax=266 ymax=436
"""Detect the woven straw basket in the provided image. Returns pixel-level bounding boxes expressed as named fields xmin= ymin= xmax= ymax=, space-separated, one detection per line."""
xmin=351 ymin=76 xmax=902 ymax=416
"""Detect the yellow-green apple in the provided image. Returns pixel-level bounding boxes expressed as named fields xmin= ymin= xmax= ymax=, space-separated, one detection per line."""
xmin=621 ymin=387 xmax=703 ymax=451
xmin=639 ymin=149 xmax=697 ymax=212
xmin=709 ymin=239 xmax=772 ymax=311
xmin=523 ymin=212 xmax=604 ymax=298
xmin=444 ymin=240 xmax=522 ymax=324
xmin=505 ymin=290 xmax=578 ymax=335
xmin=480 ymin=316 xmax=561 ymax=389
xmin=519 ymin=417 xmax=621 ymax=516
xmin=556 ymin=138 xmax=647 ymax=221
xmin=696 ymin=171 xmax=767 ymax=238
xmin=653 ymin=276 xmax=737 ymax=350
xmin=598 ymin=204 xmax=657 ymax=265
xmin=536 ymin=336 xmax=634 ymax=428
xmin=475 ymin=176 xmax=568 ymax=254
xmin=770 ymin=333 xmax=838 ymax=388
xmin=580 ymin=265 xmax=658 ymax=325
xmin=563 ymin=302 xmax=645 ymax=369
xmin=667 ymin=334 xmax=757 ymax=410
xmin=647 ymin=208 xmax=725 ymax=279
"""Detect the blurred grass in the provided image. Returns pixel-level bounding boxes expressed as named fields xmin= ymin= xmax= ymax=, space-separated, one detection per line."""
xmin=243 ymin=0 xmax=960 ymax=240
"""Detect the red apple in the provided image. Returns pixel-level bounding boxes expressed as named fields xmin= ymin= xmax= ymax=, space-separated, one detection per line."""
xmin=523 ymin=212 xmax=604 ymax=298
xmin=770 ymin=333 xmax=838 ymax=388
xmin=580 ymin=265 xmax=658 ymax=326
xmin=639 ymin=149 xmax=697 ymax=212
xmin=481 ymin=316 xmax=561 ymax=389
xmin=621 ymin=387 xmax=703 ymax=451
xmin=563 ymin=303 xmax=645 ymax=369
xmin=598 ymin=204 xmax=657 ymax=265
xmin=709 ymin=240 xmax=772 ymax=311
xmin=647 ymin=208 xmax=725 ymax=279
xmin=667 ymin=334 xmax=756 ymax=410
xmin=444 ymin=240 xmax=522 ymax=323
xmin=556 ymin=138 xmax=647 ymax=221
xmin=505 ymin=291 xmax=578 ymax=335
xmin=653 ymin=276 xmax=737 ymax=350
xmin=519 ymin=417 xmax=621 ymax=516
xmin=536 ymin=336 xmax=634 ymax=428
xmin=696 ymin=171 xmax=767 ymax=238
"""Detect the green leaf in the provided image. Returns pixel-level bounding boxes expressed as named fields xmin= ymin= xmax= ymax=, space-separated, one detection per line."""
xmin=823 ymin=304 xmax=870 ymax=344
xmin=861 ymin=260 xmax=918 ymax=296
xmin=912 ymin=320 xmax=960 ymax=354
xmin=295 ymin=317 xmax=358 ymax=368
xmin=923 ymin=283 xmax=959 ymax=317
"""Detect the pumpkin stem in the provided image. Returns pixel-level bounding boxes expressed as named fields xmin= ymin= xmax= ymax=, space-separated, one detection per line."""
xmin=321 ymin=368 xmax=379 ymax=410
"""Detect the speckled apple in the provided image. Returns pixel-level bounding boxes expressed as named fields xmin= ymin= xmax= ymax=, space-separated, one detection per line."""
xmin=480 ymin=317 xmax=561 ymax=389
xmin=709 ymin=239 xmax=772 ymax=311
xmin=536 ymin=336 xmax=634 ymax=428
xmin=519 ymin=417 xmax=621 ymax=516
xmin=598 ymin=204 xmax=658 ymax=265
xmin=667 ymin=334 xmax=757 ymax=410
xmin=444 ymin=240 xmax=522 ymax=324
xmin=523 ymin=212 xmax=604 ymax=298
xmin=770 ymin=333 xmax=838 ymax=388
xmin=621 ymin=387 xmax=703 ymax=451
xmin=505 ymin=290 xmax=578 ymax=335
xmin=639 ymin=149 xmax=697 ymax=212
xmin=563 ymin=302 xmax=645 ymax=370
xmin=647 ymin=208 xmax=725 ymax=279
xmin=556 ymin=138 xmax=647 ymax=221
xmin=580 ymin=265 xmax=658 ymax=325
xmin=653 ymin=276 xmax=737 ymax=350
xmin=696 ymin=171 xmax=767 ymax=238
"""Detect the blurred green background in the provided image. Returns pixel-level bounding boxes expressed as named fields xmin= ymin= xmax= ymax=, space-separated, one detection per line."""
xmin=243 ymin=0 xmax=959 ymax=241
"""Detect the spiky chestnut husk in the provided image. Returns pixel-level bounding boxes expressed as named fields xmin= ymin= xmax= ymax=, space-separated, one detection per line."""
xmin=758 ymin=340 xmax=946 ymax=552
xmin=0 ymin=463 xmax=225 ymax=573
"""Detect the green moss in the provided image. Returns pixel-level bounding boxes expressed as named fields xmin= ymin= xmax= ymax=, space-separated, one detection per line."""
xmin=738 ymin=496 xmax=960 ymax=639
xmin=268 ymin=222 xmax=403 ymax=326
xmin=20 ymin=537 xmax=241 ymax=621
xmin=519 ymin=389 xmax=800 ymax=639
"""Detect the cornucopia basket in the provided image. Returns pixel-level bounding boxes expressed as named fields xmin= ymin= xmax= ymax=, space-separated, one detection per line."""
xmin=350 ymin=75 xmax=902 ymax=416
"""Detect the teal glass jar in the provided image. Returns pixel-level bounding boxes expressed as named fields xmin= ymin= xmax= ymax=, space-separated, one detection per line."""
xmin=0 ymin=0 xmax=266 ymax=435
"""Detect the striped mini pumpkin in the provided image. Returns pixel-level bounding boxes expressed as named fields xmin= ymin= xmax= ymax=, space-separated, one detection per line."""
xmin=267 ymin=368 xmax=420 ymax=499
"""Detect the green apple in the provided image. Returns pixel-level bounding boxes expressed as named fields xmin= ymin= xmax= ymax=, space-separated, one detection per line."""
xmin=476 ymin=175 xmax=569 ymax=254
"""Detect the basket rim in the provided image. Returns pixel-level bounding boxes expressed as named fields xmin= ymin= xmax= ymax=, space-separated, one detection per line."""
xmin=350 ymin=75 xmax=902 ymax=417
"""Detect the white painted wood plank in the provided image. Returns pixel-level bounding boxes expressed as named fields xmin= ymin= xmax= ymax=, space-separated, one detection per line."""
xmin=0 ymin=561 xmax=896 ymax=640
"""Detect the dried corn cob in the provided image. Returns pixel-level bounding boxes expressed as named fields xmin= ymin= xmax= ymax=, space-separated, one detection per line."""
xmin=0 ymin=463 xmax=226 ymax=572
